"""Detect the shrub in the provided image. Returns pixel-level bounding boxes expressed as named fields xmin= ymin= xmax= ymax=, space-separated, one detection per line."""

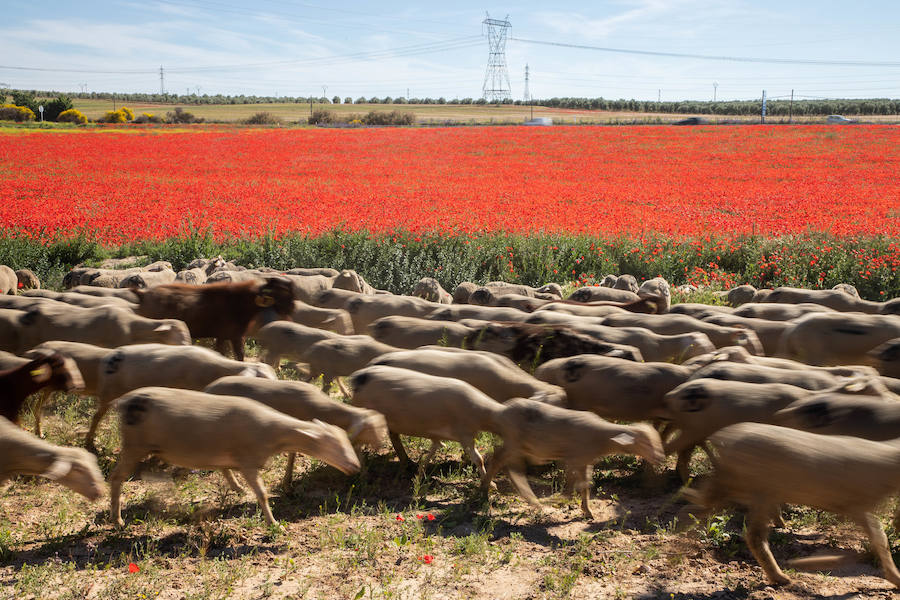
xmin=45 ymin=95 xmax=74 ymax=121
xmin=361 ymin=110 xmax=415 ymax=126
xmin=133 ymin=112 xmax=163 ymax=124
xmin=120 ymin=106 xmax=134 ymax=121
xmin=308 ymin=109 xmax=338 ymax=125
xmin=101 ymin=109 xmax=128 ymax=123
xmin=56 ymin=109 xmax=87 ymax=124
xmin=0 ymin=104 xmax=36 ymax=122
xmin=244 ymin=111 xmax=283 ymax=125
xmin=166 ymin=107 xmax=203 ymax=124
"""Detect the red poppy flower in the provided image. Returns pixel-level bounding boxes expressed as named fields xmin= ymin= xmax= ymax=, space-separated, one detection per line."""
xmin=128 ymin=563 xmax=140 ymax=573
xmin=421 ymin=555 xmax=434 ymax=564
xmin=427 ymin=513 xmax=435 ymax=521
xmin=395 ymin=514 xmax=404 ymax=522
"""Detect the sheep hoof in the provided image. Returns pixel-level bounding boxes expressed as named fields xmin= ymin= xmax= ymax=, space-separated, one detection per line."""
xmin=768 ymin=574 xmax=791 ymax=586
xmin=114 ymin=518 xmax=126 ymax=528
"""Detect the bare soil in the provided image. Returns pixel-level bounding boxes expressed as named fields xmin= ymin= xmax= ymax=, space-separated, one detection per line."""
xmin=1 ymin=389 xmax=898 ymax=600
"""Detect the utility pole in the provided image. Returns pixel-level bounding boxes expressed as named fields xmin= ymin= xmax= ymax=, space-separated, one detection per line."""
xmin=407 ymin=88 xmax=410 ymax=102
xmin=481 ymin=13 xmax=512 ymax=102
xmin=658 ymin=89 xmax=661 ymax=104
xmin=322 ymin=85 xmax=327 ymax=102
xmin=761 ymin=90 xmax=767 ymax=123
xmin=159 ymin=66 xmax=165 ymax=95
xmin=789 ymin=89 xmax=794 ymax=123
xmin=524 ymin=64 xmax=532 ymax=119
xmin=713 ymin=82 xmax=718 ymax=102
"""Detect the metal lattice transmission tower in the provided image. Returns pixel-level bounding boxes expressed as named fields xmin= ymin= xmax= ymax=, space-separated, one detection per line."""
xmin=481 ymin=13 xmax=511 ymax=102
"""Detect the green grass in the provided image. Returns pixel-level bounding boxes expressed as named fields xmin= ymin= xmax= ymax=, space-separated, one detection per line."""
xmin=1 ymin=229 xmax=897 ymax=300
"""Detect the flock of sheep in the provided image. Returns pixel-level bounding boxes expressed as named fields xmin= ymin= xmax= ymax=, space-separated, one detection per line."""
xmin=3 ymin=257 xmax=900 ymax=590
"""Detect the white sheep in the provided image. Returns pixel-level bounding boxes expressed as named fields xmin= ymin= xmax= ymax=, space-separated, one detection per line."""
xmin=685 ymin=422 xmax=900 ymax=588
xmin=109 ymin=387 xmax=360 ymax=527
xmin=203 ymin=376 xmax=388 ymax=485
xmin=253 ymin=321 xmax=343 ymax=367
xmin=0 ymin=417 xmax=103 ymax=501
xmin=481 ymin=397 xmax=664 ymax=519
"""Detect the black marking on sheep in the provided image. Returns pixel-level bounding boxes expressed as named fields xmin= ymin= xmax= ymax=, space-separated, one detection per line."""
xmin=798 ymin=401 xmax=834 ymax=428
xmin=105 ymin=351 xmax=124 ymax=375
xmin=563 ymin=357 xmax=585 ymax=383
xmin=123 ymin=395 xmax=149 ymax=426
xmin=20 ymin=310 xmax=38 ymax=326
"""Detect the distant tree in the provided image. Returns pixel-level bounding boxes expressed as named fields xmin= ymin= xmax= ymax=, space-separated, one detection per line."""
xmin=45 ymin=95 xmax=74 ymax=121
xmin=332 ymin=95 xmax=341 ymax=105
xmin=344 ymin=97 xmax=353 ymax=105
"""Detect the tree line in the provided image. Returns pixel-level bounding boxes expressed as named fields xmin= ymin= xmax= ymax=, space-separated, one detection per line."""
xmin=7 ymin=88 xmax=900 ymax=115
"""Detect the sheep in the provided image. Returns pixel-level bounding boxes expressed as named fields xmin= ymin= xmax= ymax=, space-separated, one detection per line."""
xmin=668 ymin=303 xmax=735 ymax=319
xmin=612 ymin=274 xmax=640 ymax=294
xmin=291 ymin=300 xmax=353 ymax=335
xmin=345 ymin=294 xmax=440 ymax=333
xmin=773 ymin=394 xmax=900 ymax=439
xmin=85 ymin=344 xmax=277 ymax=451
xmin=732 ymin=302 xmax=836 ymax=321
xmin=700 ymin=313 xmax=792 ymax=357
xmin=779 ymin=312 xmax=900 ymax=366
xmin=452 ymin=282 xmax=478 ymax=304
xmin=601 ymin=312 xmax=765 ymax=354
xmin=534 ymin=355 xmax=692 ymax=421
xmin=109 ymin=387 xmax=360 ymax=527
xmin=721 ymin=284 xmax=757 ymax=306
xmin=311 ymin=287 xmax=364 ymax=310
xmin=681 ymin=345 xmax=880 ymax=378
xmin=0 ymin=350 xmax=28 ymax=371
xmin=832 ymin=283 xmax=860 ymax=298
xmin=469 ymin=287 xmax=557 ymax=307
xmin=0 ymin=309 xmax=26 ymax=353
xmin=0 ymin=265 xmax=19 ymax=294
xmin=285 ymin=267 xmax=339 ymax=277
xmin=23 ymin=289 xmax=137 ymax=310
xmin=426 ymin=304 xmax=531 ymax=323
xmin=483 ymin=281 xmax=561 ymax=300
xmin=481 ymin=397 xmax=664 ymax=519
xmin=489 ymin=294 xmax=553 ymax=312
xmin=0 ymin=350 xmax=84 ymax=429
xmin=369 ymin=316 xmax=476 ymax=349
xmin=525 ymin=311 xmax=715 ymax=363
xmin=661 ymin=378 xmax=882 ymax=480
xmin=566 ymin=287 xmax=640 ymax=303
xmin=684 ymin=422 xmax=900 ymax=587
xmin=348 ymin=366 xmax=506 ymax=474
xmin=0 ymin=294 xmax=54 ymax=311
xmin=871 ymin=339 xmax=900 ymax=378
xmin=203 ymin=376 xmax=387 ymax=485
xmin=533 ymin=302 xmax=629 ymax=318
xmin=10 ymin=304 xmax=191 ymax=354
xmin=410 ymin=277 xmax=453 ymax=304
xmin=74 ymin=267 xmax=144 ymax=288
xmin=637 ymin=277 xmax=672 ymax=313
xmin=0 ymin=417 xmax=103 ymax=501
xmin=133 ymin=277 xmax=296 ymax=361
xmin=21 ymin=341 xmax=112 ymax=433
xmin=303 ymin=336 xmax=401 ymax=392
xmin=173 ymin=267 xmax=208 ymax=285
xmin=763 ymin=286 xmax=900 ymax=315
xmin=369 ymin=348 xmax=567 ymax=405
xmin=288 ymin=274 xmax=337 ymax=304
xmin=687 ymin=361 xmax=866 ymax=392
xmin=15 ymin=269 xmax=40 ymax=291
xmin=253 ymin=321 xmax=343 ymax=367
xmin=68 ymin=285 xmax=140 ymax=303
xmin=119 ymin=268 xmax=178 ymax=289
xmin=333 ymin=270 xmax=376 ymax=294
xmin=599 ymin=274 xmax=618 ymax=287
xmin=460 ymin=321 xmax=644 ymax=366
xmin=206 ymin=269 xmax=268 ymax=284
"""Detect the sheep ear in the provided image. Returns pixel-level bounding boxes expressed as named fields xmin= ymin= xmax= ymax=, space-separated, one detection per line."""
xmin=30 ymin=364 xmax=52 ymax=383
xmin=843 ymin=380 xmax=867 ymax=393
xmin=42 ymin=459 xmax=72 ymax=481
xmin=154 ymin=324 xmax=172 ymax=333
xmin=611 ymin=433 xmax=635 ymax=447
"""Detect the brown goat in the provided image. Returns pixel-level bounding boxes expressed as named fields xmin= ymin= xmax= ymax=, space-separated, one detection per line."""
xmin=0 ymin=351 xmax=84 ymax=426
xmin=133 ymin=278 xmax=296 ymax=361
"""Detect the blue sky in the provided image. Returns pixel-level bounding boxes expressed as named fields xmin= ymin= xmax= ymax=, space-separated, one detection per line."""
xmin=3 ymin=0 xmax=900 ymax=101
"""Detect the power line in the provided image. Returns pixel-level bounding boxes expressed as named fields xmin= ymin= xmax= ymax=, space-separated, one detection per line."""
xmin=510 ymin=37 xmax=900 ymax=68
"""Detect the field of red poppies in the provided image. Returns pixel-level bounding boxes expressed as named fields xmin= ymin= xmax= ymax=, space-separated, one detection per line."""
xmin=2 ymin=125 xmax=898 ymax=244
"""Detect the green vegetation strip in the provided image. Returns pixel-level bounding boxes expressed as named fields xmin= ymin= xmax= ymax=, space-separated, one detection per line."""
xmin=1 ymin=231 xmax=897 ymax=299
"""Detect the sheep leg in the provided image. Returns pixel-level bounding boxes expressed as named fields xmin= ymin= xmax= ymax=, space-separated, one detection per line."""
xmin=230 ymin=337 xmax=245 ymax=362
xmin=676 ymin=447 xmax=694 ymax=483
xmin=320 ymin=374 xmax=334 ymax=393
xmin=481 ymin=444 xmax=509 ymax=494
xmin=388 ymin=432 xmax=410 ymax=466
xmin=418 ymin=439 xmax=441 ymax=473
xmin=572 ymin=465 xmax=593 ymax=520
xmin=744 ymin=504 xmax=791 ymax=586
xmin=85 ymin=400 xmax=111 ymax=452
xmin=221 ymin=469 xmax=244 ymax=493
xmin=109 ymin=450 xmax=147 ymax=527
xmin=853 ymin=511 xmax=900 ymax=587
xmin=32 ymin=389 xmax=51 ymax=438
xmin=336 ymin=377 xmax=352 ymax=399
xmin=460 ymin=438 xmax=487 ymax=478
xmin=281 ymin=452 xmax=297 ymax=488
xmin=261 ymin=351 xmax=280 ymax=369
xmin=239 ymin=467 xmax=277 ymax=527
xmin=507 ymin=462 xmax=541 ymax=508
